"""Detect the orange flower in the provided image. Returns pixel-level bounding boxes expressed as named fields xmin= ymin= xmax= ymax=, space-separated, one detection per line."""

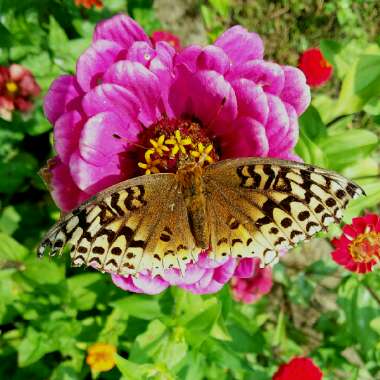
xmin=75 ymin=0 xmax=103 ymax=9
xmin=86 ymin=343 xmax=116 ymax=372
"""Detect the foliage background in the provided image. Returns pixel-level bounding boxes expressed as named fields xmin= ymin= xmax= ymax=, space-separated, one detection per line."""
xmin=1 ymin=1 xmax=380 ymax=379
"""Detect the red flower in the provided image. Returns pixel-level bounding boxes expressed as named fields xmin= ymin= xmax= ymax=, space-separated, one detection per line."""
xmin=75 ymin=0 xmax=103 ymax=9
xmin=0 ymin=64 xmax=41 ymax=120
xmin=332 ymin=214 xmax=380 ymax=273
xmin=298 ymin=48 xmax=333 ymax=87
xmin=273 ymin=357 xmax=323 ymax=380
xmin=151 ymin=30 xmax=181 ymax=51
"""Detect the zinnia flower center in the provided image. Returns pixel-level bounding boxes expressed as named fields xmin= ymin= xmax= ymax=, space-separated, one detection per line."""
xmin=136 ymin=118 xmax=219 ymax=174
xmin=349 ymin=231 xmax=380 ymax=263
xmin=5 ymin=81 xmax=18 ymax=94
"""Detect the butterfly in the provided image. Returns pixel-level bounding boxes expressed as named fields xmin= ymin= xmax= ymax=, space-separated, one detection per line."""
xmin=38 ymin=158 xmax=364 ymax=276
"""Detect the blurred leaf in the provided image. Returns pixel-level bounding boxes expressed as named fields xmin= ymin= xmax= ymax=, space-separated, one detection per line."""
xmin=18 ymin=327 xmax=54 ymax=367
xmin=116 ymin=354 xmax=150 ymax=380
xmin=0 ymin=232 xmax=28 ymax=261
xmin=209 ymin=0 xmax=230 ymax=18
xmin=354 ymin=55 xmax=380 ymax=99
xmin=112 ymin=295 xmax=161 ymax=320
xmin=0 ymin=206 xmax=21 ymax=235
xmin=320 ymin=39 xmax=342 ymax=69
xmin=295 ymin=128 xmax=327 ymax=166
xmin=338 ymin=277 xmax=380 ymax=354
xmin=0 ymin=152 xmax=38 ymax=194
xmin=0 ymin=23 xmax=12 ymax=47
xmin=299 ymin=105 xmax=327 ymax=141
xmin=132 ymin=8 xmax=161 ymax=35
xmin=320 ymin=129 xmax=378 ymax=171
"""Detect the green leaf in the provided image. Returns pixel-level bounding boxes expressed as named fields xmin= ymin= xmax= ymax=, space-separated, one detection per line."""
xmin=0 ymin=152 xmax=38 ymax=194
xmin=295 ymin=128 xmax=327 ymax=166
xmin=354 ymin=55 xmax=380 ymax=99
xmin=338 ymin=277 xmax=380 ymax=354
xmin=0 ymin=206 xmax=21 ymax=235
xmin=299 ymin=105 xmax=327 ymax=141
xmin=112 ymin=294 xmax=161 ymax=320
xmin=183 ymin=298 xmax=221 ymax=347
xmin=48 ymin=16 xmax=68 ymax=52
xmin=320 ymin=129 xmax=378 ymax=171
xmin=0 ymin=232 xmax=28 ymax=261
xmin=209 ymin=0 xmax=230 ymax=18
xmin=18 ymin=328 xmax=54 ymax=367
xmin=319 ymin=40 xmax=342 ymax=67
xmin=115 ymin=354 xmax=150 ymax=380
xmin=0 ymin=22 xmax=12 ymax=47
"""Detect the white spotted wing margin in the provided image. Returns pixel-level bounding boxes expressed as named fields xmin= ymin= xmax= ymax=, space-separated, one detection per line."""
xmin=37 ymin=173 xmax=199 ymax=276
xmin=203 ymin=157 xmax=365 ymax=266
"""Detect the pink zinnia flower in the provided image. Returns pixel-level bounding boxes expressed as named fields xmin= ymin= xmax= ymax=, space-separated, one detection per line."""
xmin=298 ymin=48 xmax=333 ymax=87
xmin=272 ymin=357 xmax=323 ymax=380
xmin=43 ymin=14 xmax=310 ymax=295
xmin=151 ymin=31 xmax=181 ymax=51
xmin=331 ymin=214 xmax=380 ymax=273
xmin=0 ymin=64 xmax=41 ymax=120
xmin=231 ymin=258 xmax=273 ymax=303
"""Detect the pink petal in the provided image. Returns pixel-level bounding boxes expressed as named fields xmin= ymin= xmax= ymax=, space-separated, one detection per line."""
xmin=214 ymin=25 xmax=264 ymax=66
xmin=231 ymin=60 xmax=285 ymax=95
xmin=174 ymin=45 xmax=203 ymax=73
xmin=82 ymin=83 xmax=140 ymax=123
xmin=265 ymin=94 xmax=290 ymax=150
xmin=48 ymin=157 xmax=89 ymax=212
xmin=79 ymin=112 xmax=135 ymax=167
xmin=69 ymin=150 xmax=123 ymax=194
xmin=43 ymin=75 xmax=82 ymax=124
xmin=280 ymin=66 xmax=311 ymax=115
xmin=232 ymin=78 xmax=269 ymax=124
xmin=161 ymin=264 xmax=206 ymax=285
xmin=127 ymin=41 xmax=157 ymax=66
xmin=54 ymin=111 xmax=83 ymax=164
xmin=93 ymin=14 xmax=150 ymax=49
xmin=213 ymin=257 xmax=236 ymax=283
xmin=103 ymin=60 xmax=161 ymax=125
xmin=220 ymin=116 xmax=269 ymax=159
xmin=170 ymin=66 xmax=237 ymax=134
xmin=271 ymin=102 xmax=299 ymax=153
xmin=132 ymin=273 xmax=169 ymax=295
xmin=197 ymin=46 xmax=231 ymax=75
xmin=76 ymin=39 xmax=126 ymax=92
xmin=197 ymin=251 xmax=230 ymax=269
xmin=234 ymin=258 xmax=259 ymax=278
xmin=111 ymin=274 xmax=143 ymax=293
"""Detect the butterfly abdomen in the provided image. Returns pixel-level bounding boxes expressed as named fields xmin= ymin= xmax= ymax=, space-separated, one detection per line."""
xmin=177 ymin=164 xmax=209 ymax=249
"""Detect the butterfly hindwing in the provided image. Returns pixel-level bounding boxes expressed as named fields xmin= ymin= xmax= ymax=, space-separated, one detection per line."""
xmin=38 ymin=173 xmax=198 ymax=276
xmin=204 ymin=158 xmax=364 ymax=266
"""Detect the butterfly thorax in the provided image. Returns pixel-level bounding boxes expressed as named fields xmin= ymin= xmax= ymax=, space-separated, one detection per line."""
xmin=177 ymin=163 xmax=209 ymax=249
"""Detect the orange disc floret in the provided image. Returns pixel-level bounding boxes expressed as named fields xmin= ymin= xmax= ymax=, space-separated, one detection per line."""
xmin=86 ymin=343 xmax=116 ymax=372
xmin=331 ymin=214 xmax=380 ymax=273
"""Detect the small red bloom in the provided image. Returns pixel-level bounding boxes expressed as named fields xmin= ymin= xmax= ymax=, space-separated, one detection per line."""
xmin=332 ymin=214 xmax=380 ymax=273
xmin=273 ymin=357 xmax=323 ymax=380
xmin=0 ymin=64 xmax=40 ymax=120
xmin=75 ymin=0 xmax=103 ymax=9
xmin=151 ymin=31 xmax=181 ymax=51
xmin=298 ymin=48 xmax=333 ymax=87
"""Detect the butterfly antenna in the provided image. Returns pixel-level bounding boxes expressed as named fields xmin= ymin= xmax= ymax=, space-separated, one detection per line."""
xmin=112 ymin=133 xmax=149 ymax=150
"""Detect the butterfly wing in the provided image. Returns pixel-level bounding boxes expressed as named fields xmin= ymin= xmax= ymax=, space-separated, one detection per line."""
xmin=38 ymin=173 xmax=199 ymax=276
xmin=203 ymin=158 xmax=364 ymax=266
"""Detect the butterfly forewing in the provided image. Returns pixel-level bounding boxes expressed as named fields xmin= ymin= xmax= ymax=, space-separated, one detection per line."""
xmin=204 ymin=158 xmax=364 ymax=266
xmin=38 ymin=173 xmax=198 ymax=275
